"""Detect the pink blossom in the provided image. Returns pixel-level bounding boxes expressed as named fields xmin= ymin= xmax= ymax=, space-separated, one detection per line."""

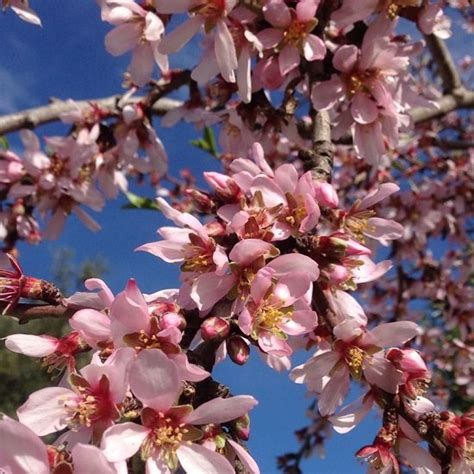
xmin=157 ymin=0 xmax=239 ymax=84
xmin=258 ymin=0 xmax=326 ymax=77
xmin=290 ymin=317 xmax=420 ymax=415
xmin=418 ymin=3 xmax=452 ymax=38
xmin=238 ymin=267 xmax=318 ymax=356
xmin=100 ymin=0 xmax=168 ymax=86
xmin=101 ymin=348 xmax=258 ymax=473
xmin=5 ymin=331 xmax=85 ymax=373
xmin=311 ymin=18 xmax=412 ymax=164
xmin=17 ymin=347 xmax=134 ymax=445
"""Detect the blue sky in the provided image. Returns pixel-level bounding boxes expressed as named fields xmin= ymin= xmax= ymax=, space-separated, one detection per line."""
xmin=2 ymin=3 xmax=468 ymax=473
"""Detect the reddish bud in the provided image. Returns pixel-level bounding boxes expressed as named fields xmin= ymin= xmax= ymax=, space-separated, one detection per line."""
xmin=0 ymin=254 xmax=63 ymax=313
xmin=227 ymin=336 xmax=250 ymax=365
xmin=231 ymin=414 xmax=251 ymax=441
xmin=183 ymin=189 xmax=215 ymax=213
xmin=201 ymin=317 xmax=230 ymax=341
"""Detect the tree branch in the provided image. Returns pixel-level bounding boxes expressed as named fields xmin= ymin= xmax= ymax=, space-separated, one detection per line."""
xmin=424 ymin=34 xmax=462 ymax=93
xmin=0 ymin=96 xmax=182 ymax=136
xmin=410 ymin=88 xmax=474 ymax=123
xmin=1 ymin=303 xmax=75 ymax=324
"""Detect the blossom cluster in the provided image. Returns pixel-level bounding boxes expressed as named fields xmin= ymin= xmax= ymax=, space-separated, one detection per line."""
xmin=2 ymin=273 xmax=259 ymax=473
xmin=0 ymin=101 xmax=167 ymax=243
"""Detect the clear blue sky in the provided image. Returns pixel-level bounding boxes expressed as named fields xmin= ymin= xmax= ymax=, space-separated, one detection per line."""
xmin=2 ymin=3 xmax=466 ymax=473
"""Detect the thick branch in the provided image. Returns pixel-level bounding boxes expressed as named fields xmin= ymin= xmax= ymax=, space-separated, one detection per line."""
xmin=299 ymin=110 xmax=335 ymax=182
xmin=0 ymin=96 xmax=182 ymax=136
xmin=1 ymin=303 xmax=75 ymax=324
xmin=424 ymin=35 xmax=462 ymax=93
xmin=410 ymin=88 xmax=474 ymax=123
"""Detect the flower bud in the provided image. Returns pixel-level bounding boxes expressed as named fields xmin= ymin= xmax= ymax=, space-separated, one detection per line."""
xmin=231 ymin=414 xmax=251 ymax=441
xmin=183 ymin=189 xmax=215 ymax=213
xmin=314 ymin=181 xmax=339 ymax=208
xmin=160 ymin=312 xmax=186 ymax=331
xmin=326 ymin=264 xmax=350 ymax=285
xmin=227 ymin=336 xmax=250 ymax=365
xmin=201 ymin=317 xmax=230 ymax=341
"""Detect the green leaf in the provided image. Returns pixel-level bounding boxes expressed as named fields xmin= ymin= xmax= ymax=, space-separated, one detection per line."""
xmin=122 ymin=191 xmax=160 ymax=210
xmin=190 ymin=126 xmax=218 ymax=158
xmin=0 ymin=136 xmax=9 ymax=150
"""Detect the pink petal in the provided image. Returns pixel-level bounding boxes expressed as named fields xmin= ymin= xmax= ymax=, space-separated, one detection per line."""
xmin=101 ymin=422 xmax=149 ymax=463
xmin=351 ymin=92 xmax=378 ymax=124
xmin=17 ymin=387 xmax=74 ymax=436
xmin=129 ymin=42 xmax=155 ymax=87
xmin=363 ymin=356 xmax=403 ymax=393
xmin=71 ymin=444 xmax=119 ymax=474
xmin=329 ymin=393 xmax=373 ymax=434
xmin=0 ymin=416 xmax=49 ymax=473
xmin=333 ymin=44 xmax=359 ymax=73
xmin=263 ymin=1 xmax=291 ymax=27
xmin=280 ymin=309 xmax=317 ymax=335
xmin=290 ymin=350 xmax=340 ymax=385
xmin=279 ymin=44 xmax=300 ymax=75
xmin=368 ymin=321 xmax=420 ymax=347
xmin=129 ymin=349 xmax=180 ymax=411
xmin=303 ymin=35 xmax=326 ymax=62
xmin=311 ymin=76 xmax=344 ymax=110
xmin=105 ymin=23 xmax=140 ymax=56
xmin=190 ymin=273 xmax=235 ymax=311
xmin=318 ymin=366 xmax=350 ymax=416
xmin=266 ymin=254 xmax=319 ymax=280
xmin=85 ymin=278 xmax=114 ymax=307
xmin=185 ymin=395 xmax=257 ymax=425
xmin=353 ymin=121 xmax=385 ymax=165
xmin=159 ymin=16 xmax=201 ymax=54
xmin=177 ymin=443 xmax=234 ymax=474
xmin=229 ymin=239 xmax=278 ymax=266
xmin=250 ymin=175 xmax=286 ymax=208
xmin=365 ymin=217 xmax=403 ymax=241
xmin=398 ymin=438 xmax=441 ymax=474
xmin=358 ymin=183 xmax=400 ymax=210
xmin=274 ymin=163 xmax=298 ymax=194
xmin=296 ymin=0 xmax=317 ymax=21
xmin=257 ymin=28 xmax=282 ymax=49
xmin=228 ymin=439 xmax=260 ymax=474
xmin=351 ymin=257 xmax=392 ymax=284
xmin=326 ymin=290 xmax=367 ymax=325
xmin=136 ymin=241 xmax=185 ymax=262
xmin=215 ymin=20 xmax=238 ymax=83
xmin=5 ymin=334 xmax=58 ymax=357
xmin=169 ymin=353 xmax=210 ymax=382
xmin=70 ymin=309 xmax=111 ymax=346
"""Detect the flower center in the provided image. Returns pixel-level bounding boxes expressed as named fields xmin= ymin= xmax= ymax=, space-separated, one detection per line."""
xmin=254 ymin=305 xmax=290 ymax=338
xmin=344 ymin=71 xmax=377 ymax=97
xmin=192 ymin=0 xmax=227 ymax=22
xmin=283 ymin=20 xmax=310 ymax=46
xmin=345 ymin=345 xmax=365 ymax=379
xmin=181 ymin=253 xmax=214 ymax=272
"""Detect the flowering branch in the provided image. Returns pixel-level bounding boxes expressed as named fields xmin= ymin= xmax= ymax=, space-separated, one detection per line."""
xmin=1 ymin=302 xmax=74 ymax=324
xmin=0 ymin=94 xmax=181 ymax=136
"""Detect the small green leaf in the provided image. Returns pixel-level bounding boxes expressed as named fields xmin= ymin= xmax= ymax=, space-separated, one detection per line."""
xmin=190 ymin=126 xmax=218 ymax=157
xmin=122 ymin=191 xmax=160 ymax=210
xmin=0 ymin=136 xmax=9 ymax=150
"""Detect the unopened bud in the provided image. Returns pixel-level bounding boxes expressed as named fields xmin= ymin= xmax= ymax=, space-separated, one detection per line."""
xmin=231 ymin=414 xmax=251 ymax=441
xmin=201 ymin=317 xmax=230 ymax=341
xmin=183 ymin=189 xmax=215 ymax=213
xmin=160 ymin=312 xmax=186 ymax=331
xmin=227 ymin=336 xmax=250 ymax=365
xmin=314 ymin=181 xmax=339 ymax=208
xmin=326 ymin=264 xmax=350 ymax=285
